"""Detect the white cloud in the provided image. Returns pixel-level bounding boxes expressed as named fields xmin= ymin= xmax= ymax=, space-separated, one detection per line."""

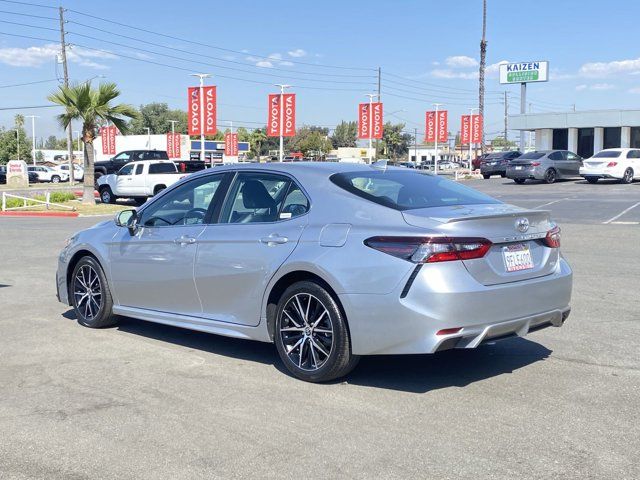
xmin=0 ymin=43 xmax=115 ymax=69
xmin=486 ymin=60 xmax=509 ymax=77
xmin=629 ymin=87 xmax=640 ymax=94
xmin=287 ymin=49 xmax=306 ymax=58
xmin=280 ymin=61 xmax=294 ymax=66
xmin=431 ymin=61 xmax=440 ymax=66
xmin=576 ymin=83 xmax=615 ymax=91
xmin=445 ymin=55 xmax=478 ymax=68
xmin=255 ymin=60 xmax=274 ymax=68
xmin=268 ymin=53 xmax=282 ymax=61
xmin=579 ymin=58 xmax=640 ymax=77
xmin=246 ymin=52 xmax=298 ymax=68
xmin=575 ymin=84 xmax=587 ymax=91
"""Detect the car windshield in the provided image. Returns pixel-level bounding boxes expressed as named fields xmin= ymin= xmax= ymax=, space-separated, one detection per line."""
xmin=519 ymin=152 xmax=546 ymax=160
xmin=330 ymin=170 xmax=500 ymax=211
xmin=485 ymin=153 xmax=506 ymax=159
xmin=592 ymin=150 xmax=621 ymax=158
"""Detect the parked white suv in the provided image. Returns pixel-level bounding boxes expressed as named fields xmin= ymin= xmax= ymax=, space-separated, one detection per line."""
xmin=97 ymin=160 xmax=187 ymax=204
xmin=580 ymin=148 xmax=640 ymax=184
xmin=52 ymin=164 xmax=84 ymax=181
xmin=27 ymin=166 xmax=69 ymax=183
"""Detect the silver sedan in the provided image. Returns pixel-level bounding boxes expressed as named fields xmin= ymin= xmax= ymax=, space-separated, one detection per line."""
xmin=56 ymin=162 xmax=573 ymax=382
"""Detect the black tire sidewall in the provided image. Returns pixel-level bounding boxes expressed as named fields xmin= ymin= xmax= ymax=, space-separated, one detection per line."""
xmin=622 ymin=169 xmax=633 ymax=184
xmin=545 ymin=169 xmax=557 ymax=184
xmin=71 ymin=256 xmax=113 ymax=328
xmin=274 ymin=281 xmax=353 ymax=382
xmin=100 ymin=187 xmax=114 ymax=204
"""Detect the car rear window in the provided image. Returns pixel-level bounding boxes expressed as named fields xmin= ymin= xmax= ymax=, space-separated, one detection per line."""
xmin=519 ymin=152 xmax=546 ymax=160
xmin=330 ymin=170 xmax=500 ymax=211
xmin=485 ymin=153 xmax=506 ymax=159
xmin=592 ymin=150 xmax=621 ymax=158
xmin=149 ymin=163 xmax=177 ymax=174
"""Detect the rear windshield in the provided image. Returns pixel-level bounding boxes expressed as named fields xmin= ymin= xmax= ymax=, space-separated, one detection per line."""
xmin=519 ymin=152 xmax=545 ymax=160
xmin=149 ymin=163 xmax=177 ymax=174
xmin=485 ymin=153 xmax=506 ymax=159
xmin=593 ymin=150 xmax=621 ymax=158
xmin=330 ymin=170 xmax=500 ymax=211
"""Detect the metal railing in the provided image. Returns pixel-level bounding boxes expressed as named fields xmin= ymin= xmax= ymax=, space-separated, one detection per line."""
xmin=1 ymin=192 xmax=76 ymax=212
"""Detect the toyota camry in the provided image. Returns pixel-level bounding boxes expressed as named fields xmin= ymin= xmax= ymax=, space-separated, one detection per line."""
xmin=56 ymin=162 xmax=572 ymax=382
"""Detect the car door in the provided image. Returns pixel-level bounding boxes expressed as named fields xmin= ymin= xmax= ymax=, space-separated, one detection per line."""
xmin=115 ymin=163 xmax=135 ymax=195
xmin=627 ymin=149 xmax=640 ymax=177
xmin=194 ymin=171 xmax=310 ymax=326
xmin=109 ymin=172 xmax=230 ymax=315
xmin=547 ymin=151 xmax=566 ymax=176
xmin=565 ymin=151 xmax=582 ymax=176
xmin=128 ymin=163 xmax=146 ymax=195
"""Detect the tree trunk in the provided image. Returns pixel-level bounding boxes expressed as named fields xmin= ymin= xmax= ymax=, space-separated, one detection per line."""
xmin=82 ymin=141 xmax=95 ymax=204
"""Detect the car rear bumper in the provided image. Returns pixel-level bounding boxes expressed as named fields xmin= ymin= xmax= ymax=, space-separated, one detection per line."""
xmin=506 ymin=167 xmax=544 ymax=179
xmin=340 ymin=257 xmax=572 ymax=355
xmin=579 ymin=167 xmax=623 ymax=179
xmin=480 ymin=164 xmax=507 ymax=175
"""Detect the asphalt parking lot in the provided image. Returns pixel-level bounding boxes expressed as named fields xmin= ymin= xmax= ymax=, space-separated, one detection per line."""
xmin=0 ymin=177 xmax=638 ymax=479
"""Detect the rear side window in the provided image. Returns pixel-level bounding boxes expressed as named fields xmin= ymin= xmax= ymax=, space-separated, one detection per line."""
xmin=626 ymin=150 xmax=640 ymax=158
xmin=519 ymin=152 xmax=546 ymax=160
xmin=135 ymin=164 xmax=144 ymax=175
xmin=149 ymin=163 xmax=176 ymax=174
xmin=593 ymin=150 xmax=621 ymax=158
xmin=330 ymin=170 xmax=500 ymax=211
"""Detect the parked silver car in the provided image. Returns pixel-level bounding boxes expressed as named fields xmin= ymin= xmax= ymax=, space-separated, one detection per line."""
xmin=56 ymin=163 xmax=572 ymax=382
xmin=507 ymin=150 xmax=582 ymax=184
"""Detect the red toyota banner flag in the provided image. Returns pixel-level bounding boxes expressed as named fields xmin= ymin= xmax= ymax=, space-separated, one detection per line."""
xmin=460 ymin=115 xmax=471 ymax=145
xmin=267 ymin=94 xmax=280 ymax=137
xmin=425 ymin=111 xmax=436 ymax=142
xmin=358 ymin=103 xmax=370 ymax=139
xmin=471 ymin=114 xmax=483 ymax=143
xmin=167 ymin=133 xmax=181 ymax=158
xmin=371 ymin=102 xmax=383 ymax=139
xmin=101 ymin=126 xmax=109 ymax=154
xmin=282 ymin=93 xmax=296 ymax=137
xmin=203 ymin=86 xmax=217 ymax=135
xmin=105 ymin=126 xmax=116 ymax=155
xmin=437 ymin=110 xmax=448 ymax=143
xmin=225 ymin=132 xmax=238 ymax=156
xmin=187 ymin=87 xmax=200 ymax=135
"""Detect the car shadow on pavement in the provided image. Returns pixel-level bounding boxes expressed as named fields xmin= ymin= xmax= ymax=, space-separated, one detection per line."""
xmin=63 ymin=310 xmax=552 ymax=392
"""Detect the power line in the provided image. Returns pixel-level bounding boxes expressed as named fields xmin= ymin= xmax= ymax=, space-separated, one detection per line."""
xmin=0 ymin=0 xmax=57 ymax=9
xmin=0 ymin=104 xmax=58 ymax=110
xmin=0 ymin=9 xmax=56 ymax=20
xmin=0 ymin=78 xmax=59 ymax=88
xmin=385 ymin=71 xmax=502 ymax=94
xmin=0 ymin=18 xmax=59 ymax=31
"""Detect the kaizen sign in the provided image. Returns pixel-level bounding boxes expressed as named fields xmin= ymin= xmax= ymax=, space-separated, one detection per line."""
xmin=499 ymin=61 xmax=549 ymax=84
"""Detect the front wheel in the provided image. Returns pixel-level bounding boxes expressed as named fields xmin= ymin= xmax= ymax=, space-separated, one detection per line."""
xmin=482 ymin=174 xmax=490 ymax=179
xmin=51 ymin=175 xmax=61 ymax=183
xmin=621 ymin=168 xmax=634 ymax=184
xmin=544 ymin=168 xmax=557 ymax=184
xmin=585 ymin=177 xmax=599 ymax=184
xmin=99 ymin=186 xmax=116 ymax=204
xmin=274 ymin=281 xmax=359 ymax=382
xmin=514 ymin=178 xmax=526 ymax=184
xmin=71 ymin=256 xmax=118 ymax=328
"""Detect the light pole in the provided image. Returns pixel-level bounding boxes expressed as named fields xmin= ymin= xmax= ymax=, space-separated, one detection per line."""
xmin=25 ymin=115 xmax=39 ymax=165
xmin=275 ymin=84 xmax=291 ymax=162
xmin=469 ymin=107 xmax=479 ymax=170
xmin=432 ymin=103 xmax=443 ymax=174
xmin=190 ymin=73 xmax=211 ymax=165
xmin=169 ymin=120 xmax=178 ymax=135
xmin=365 ymin=93 xmax=379 ymax=162
xmin=145 ymin=127 xmax=151 ymax=148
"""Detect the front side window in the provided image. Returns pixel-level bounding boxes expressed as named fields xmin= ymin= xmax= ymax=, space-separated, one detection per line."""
xmin=566 ymin=152 xmax=580 ymax=160
xmin=135 ymin=164 xmax=144 ymax=175
xmin=331 ymin=170 xmax=500 ymax=211
xmin=222 ymin=172 xmax=306 ymax=224
xmin=118 ymin=164 xmax=134 ymax=176
xmin=114 ymin=152 xmax=131 ymax=162
xmin=141 ymin=174 xmax=224 ymax=227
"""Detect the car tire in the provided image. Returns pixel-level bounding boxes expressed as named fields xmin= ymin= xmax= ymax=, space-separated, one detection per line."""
xmin=514 ymin=178 xmax=526 ymax=184
xmin=482 ymin=174 xmax=490 ymax=179
xmin=51 ymin=175 xmax=61 ymax=183
xmin=585 ymin=177 xmax=599 ymax=184
xmin=99 ymin=186 xmax=116 ymax=204
xmin=544 ymin=168 xmax=557 ymax=184
xmin=70 ymin=256 xmax=119 ymax=328
xmin=500 ymin=172 xmax=506 ymax=178
xmin=620 ymin=168 xmax=634 ymax=184
xmin=153 ymin=185 xmax=166 ymax=196
xmin=274 ymin=281 xmax=359 ymax=383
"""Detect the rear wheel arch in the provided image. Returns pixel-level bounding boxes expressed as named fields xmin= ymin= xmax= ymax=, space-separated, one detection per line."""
xmin=153 ymin=184 xmax=167 ymax=195
xmin=265 ymin=270 xmax=348 ymax=342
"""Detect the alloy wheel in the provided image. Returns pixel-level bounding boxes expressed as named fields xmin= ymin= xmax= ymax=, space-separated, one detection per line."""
xmin=279 ymin=293 xmax=334 ymax=371
xmin=623 ymin=168 xmax=634 ymax=184
xmin=101 ymin=190 xmax=111 ymax=204
xmin=73 ymin=264 xmax=102 ymax=320
xmin=545 ymin=169 xmax=556 ymax=184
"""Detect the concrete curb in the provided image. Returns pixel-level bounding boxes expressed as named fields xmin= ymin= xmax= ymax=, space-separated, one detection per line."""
xmin=0 ymin=211 xmax=79 ymax=218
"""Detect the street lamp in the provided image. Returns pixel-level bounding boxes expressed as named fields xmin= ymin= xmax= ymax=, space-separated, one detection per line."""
xmin=275 ymin=84 xmax=292 ymax=162
xmin=169 ymin=120 xmax=178 ymax=134
xmin=433 ymin=103 xmax=444 ymax=175
xmin=365 ymin=93 xmax=379 ymax=162
xmin=145 ymin=127 xmax=151 ymax=148
xmin=25 ymin=115 xmax=39 ymax=165
xmin=190 ymin=73 xmax=212 ymax=164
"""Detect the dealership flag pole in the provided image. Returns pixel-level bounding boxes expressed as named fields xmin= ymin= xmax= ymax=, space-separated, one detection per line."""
xmin=25 ymin=115 xmax=38 ymax=165
xmin=365 ymin=93 xmax=379 ymax=162
xmin=433 ymin=103 xmax=443 ymax=175
xmin=190 ymin=73 xmax=211 ymax=165
xmin=469 ymin=107 xmax=478 ymax=168
xmin=520 ymin=82 xmax=526 ymax=151
xmin=275 ymin=84 xmax=291 ymax=162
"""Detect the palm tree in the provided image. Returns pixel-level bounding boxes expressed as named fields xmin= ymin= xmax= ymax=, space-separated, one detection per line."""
xmin=14 ymin=114 xmax=24 ymax=160
xmin=48 ymin=82 xmax=138 ymax=203
xmin=478 ymin=0 xmax=487 ymax=155
xmin=250 ymin=128 xmax=267 ymax=160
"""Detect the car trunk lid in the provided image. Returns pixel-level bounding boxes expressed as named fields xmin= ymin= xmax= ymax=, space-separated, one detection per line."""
xmin=402 ymin=204 xmax=559 ymax=286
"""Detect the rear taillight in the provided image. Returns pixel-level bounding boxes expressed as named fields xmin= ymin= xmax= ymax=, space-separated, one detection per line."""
xmin=607 ymin=161 xmax=618 ymax=167
xmin=531 ymin=162 xmax=541 ymax=166
xmin=543 ymin=226 xmax=561 ymax=248
xmin=364 ymin=236 xmax=492 ymax=263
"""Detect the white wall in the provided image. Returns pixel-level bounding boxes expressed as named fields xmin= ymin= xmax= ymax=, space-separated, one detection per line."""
xmin=93 ymin=134 xmax=190 ymax=161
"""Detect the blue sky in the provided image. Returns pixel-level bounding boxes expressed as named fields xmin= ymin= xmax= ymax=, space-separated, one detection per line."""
xmin=2 ymin=0 xmax=640 ymax=140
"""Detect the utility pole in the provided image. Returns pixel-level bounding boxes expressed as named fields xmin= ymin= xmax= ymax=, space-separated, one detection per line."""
xmin=170 ymin=120 xmax=178 ymax=134
xmin=190 ymin=73 xmax=211 ymax=165
xmin=478 ymin=0 xmax=487 ymax=155
xmin=25 ymin=115 xmax=38 ymax=165
xmin=414 ymin=127 xmax=418 ymax=165
xmin=503 ymin=91 xmax=508 ymax=144
xmin=433 ymin=103 xmax=443 ymax=174
xmin=59 ymin=7 xmax=75 ymax=184
xmin=275 ymin=84 xmax=291 ymax=162
xmin=376 ymin=67 xmax=381 ymax=160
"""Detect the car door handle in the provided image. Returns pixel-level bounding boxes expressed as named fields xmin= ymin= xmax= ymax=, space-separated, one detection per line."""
xmin=174 ymin=235 xmax=197 ymax=245
xmin=260 ymin=234 xmax=288 ymax=245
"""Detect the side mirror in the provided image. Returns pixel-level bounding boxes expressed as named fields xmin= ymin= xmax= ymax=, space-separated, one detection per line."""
xmin=115 ymin=209 xmax=139 ymax=236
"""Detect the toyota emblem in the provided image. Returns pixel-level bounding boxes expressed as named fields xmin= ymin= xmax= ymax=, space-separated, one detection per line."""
xmin=515 ymin=218 xmax=530 ymax=233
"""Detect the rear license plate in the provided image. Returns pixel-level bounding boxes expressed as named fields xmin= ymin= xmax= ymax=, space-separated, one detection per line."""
xmin=503 ymin=243 xmax=534 ymax=272
xmin=515 ymin=166 xmax=523 ymax=170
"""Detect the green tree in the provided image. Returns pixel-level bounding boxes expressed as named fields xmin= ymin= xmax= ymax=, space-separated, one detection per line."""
xmin=289 ymin=126 xmax=331 ymax=156
xmin=380 ymin=123 xmax=413 ymax=160
xmin=331 ymin=120 xmax=357 ymax=148
xmin=128 ymin=103 xmax=187 ymax=135
xmin=249 ymin=128 xmax=267 ymax=159
xmin=49 ymin=81 xmax=138 ymax=203
xmin=491 ymin=136 xmax=517 ymax=150
xmin=0 ymin=125 xmax=31 ymax=164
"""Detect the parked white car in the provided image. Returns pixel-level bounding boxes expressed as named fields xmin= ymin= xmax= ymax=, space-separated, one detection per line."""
xmin=96 ymin=160 xmax=187 ymax=204
xmin=53 ymin=164 xmax=84 ymax=181
xmin=580 ymin=148 xmax=640 ymax=184
xmin=27 ymin=166 xmax=69 ymax=183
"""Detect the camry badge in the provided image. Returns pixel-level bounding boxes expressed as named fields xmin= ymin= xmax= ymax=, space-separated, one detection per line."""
xmin=515 ymin=217 xmax=530 ymax=233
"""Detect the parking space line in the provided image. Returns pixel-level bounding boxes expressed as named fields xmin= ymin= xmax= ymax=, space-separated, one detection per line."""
xmin=534 ymin=198 xmax=568 ymax=209
xmin=603 ymin=202 xmax=640 ymax=224
xmin=610 ymin=221 xmax=640 ymax=225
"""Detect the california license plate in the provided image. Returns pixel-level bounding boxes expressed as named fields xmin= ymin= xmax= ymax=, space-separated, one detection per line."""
xmin=515 ymin=166 xmax=523 ymax=170
xmin=503 ymin=243 xmax=534 ymax=272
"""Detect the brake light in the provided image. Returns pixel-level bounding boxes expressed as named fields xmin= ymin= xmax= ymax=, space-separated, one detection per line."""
xmin=364 ymin=236 xmax=492 ymax=263
xmin=543 ymin=226 xmax=561 ymax=248
xmin=607 ymin=161 xmax=618 ymax=167
xmin=531 ymin=162 xmax=541 ymax=166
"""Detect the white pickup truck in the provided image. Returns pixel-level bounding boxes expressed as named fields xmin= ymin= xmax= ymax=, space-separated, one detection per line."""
xmin=97 ymin=160 xmax=187 ymax=205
